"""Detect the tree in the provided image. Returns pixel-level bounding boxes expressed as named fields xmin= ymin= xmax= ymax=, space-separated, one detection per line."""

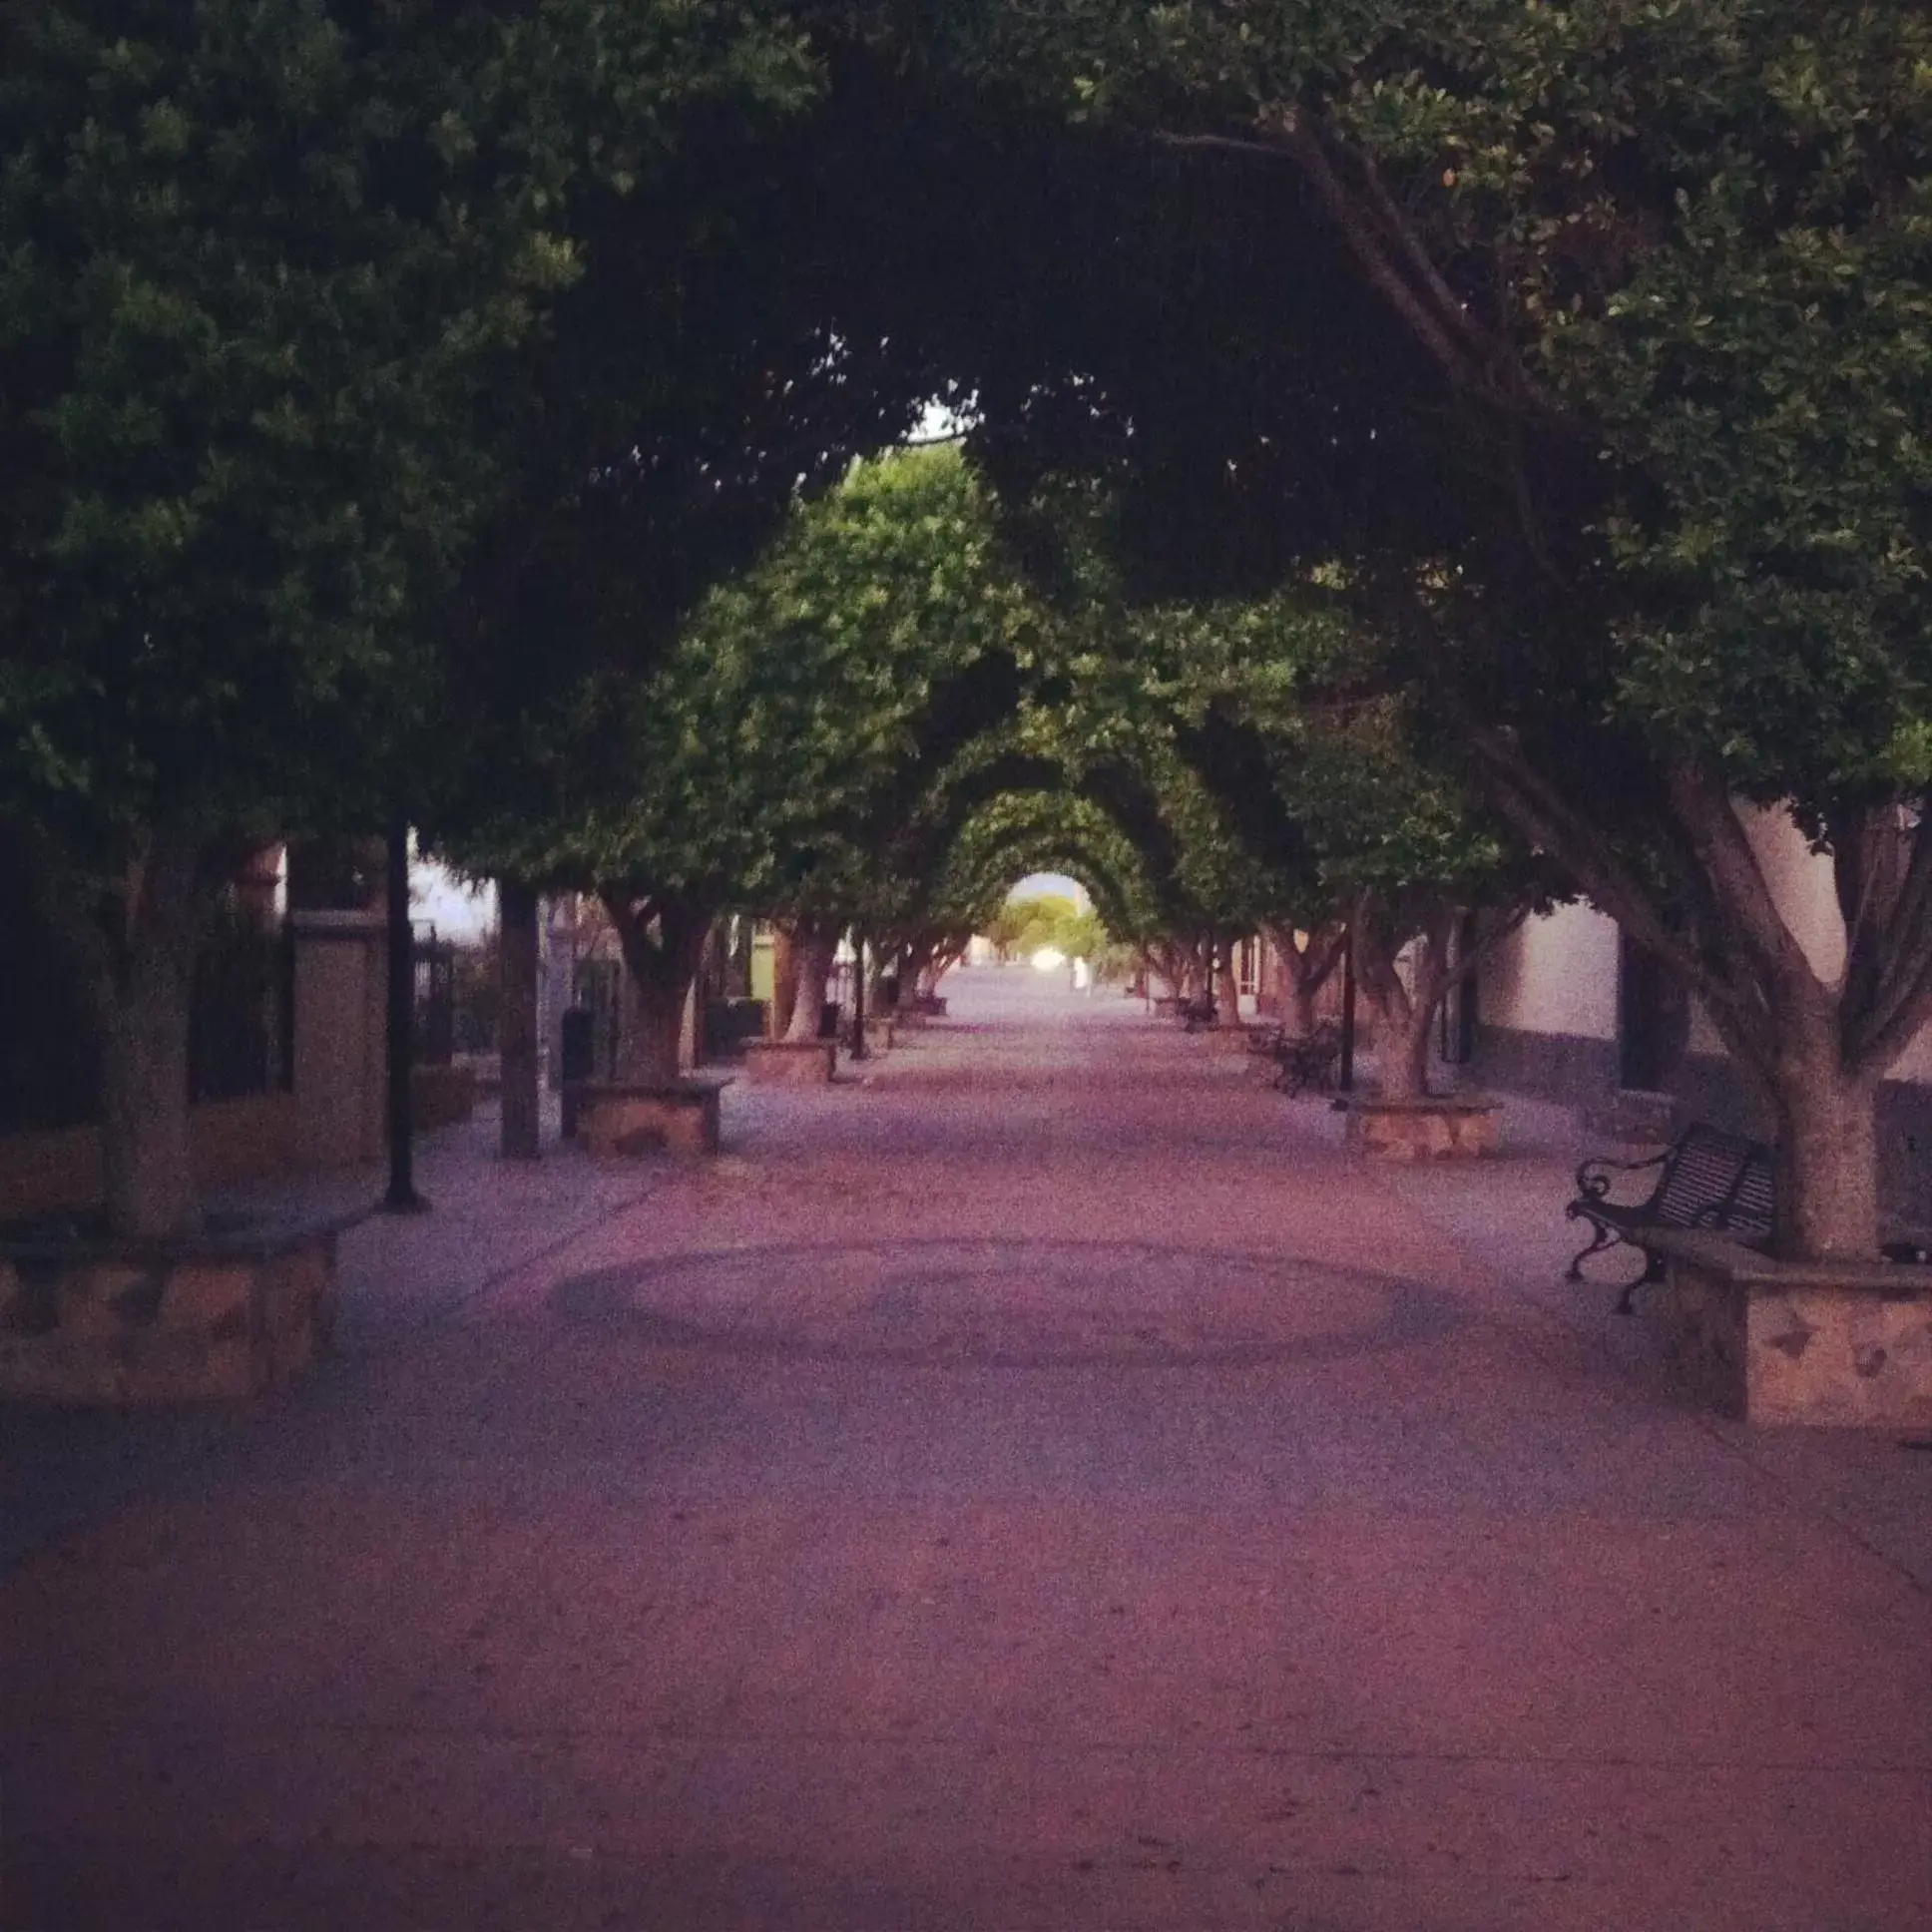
xmin=1291 ymin=699 xmax=1554 ymax=1103
xmin=1005 ymin=468 xmax=1563 ymax=1082
xmin=924 ymin=783 xmax=1163 ymax=977
xmin=0 ymin=0 xmax=808 ymax=1232
xmin=720 ymin=449 xmax=1039 ymax=1039
xmin=445 ymin=444 xmax=1036 ymax=1080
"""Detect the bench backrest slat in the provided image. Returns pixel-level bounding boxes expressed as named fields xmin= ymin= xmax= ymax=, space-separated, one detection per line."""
xmin=1722 ymin=1146 xmax=1776 ymax=1236
xmin=1652 ymin=1125 xmax=1764 ymax=1227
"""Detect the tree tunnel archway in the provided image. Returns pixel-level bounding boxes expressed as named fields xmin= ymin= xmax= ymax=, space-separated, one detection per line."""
xmin=932 ymin=787 xmax=1162 ymax=948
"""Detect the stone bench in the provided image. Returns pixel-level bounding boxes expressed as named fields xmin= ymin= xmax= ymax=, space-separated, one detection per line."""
xmin=1345 ymin=1093 xmax=1502 ymax=1160
xmin=571 ymin=1080 xmax=726 ymax=1158
xmin=740 ymin=1040 xmax=837 ymax=1086
xmin=1643 ymin=1227 xmax=1932 ymax=1429
xmin=0 ymin=1211 xmax=352 ymax=1406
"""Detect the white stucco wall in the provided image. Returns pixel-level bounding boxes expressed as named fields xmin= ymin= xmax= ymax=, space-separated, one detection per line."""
xmin=1738 ymin=802 xmax=1848 ymax=980
xmin=1483 ymin=900 xmax=1620 ymax=1040
xmin=1489 ymin=803 xmax=1932 ymax=1085
xmin=1736 ymin=802 xmax=1932 ymax=1083
xmin=1891 ymin=1023 xmax=1932 ymax=1081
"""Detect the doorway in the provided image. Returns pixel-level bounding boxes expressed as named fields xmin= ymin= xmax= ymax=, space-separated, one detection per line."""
xmin=1618 ymin=930 xmax=1689 ymax=1092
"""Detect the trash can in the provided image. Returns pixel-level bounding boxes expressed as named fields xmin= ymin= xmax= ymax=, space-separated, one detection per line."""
xmin=560 ymin=1005 xmax=595 ymax=1140
xmin=818 ymin=1000 xmax=842 ymax=1041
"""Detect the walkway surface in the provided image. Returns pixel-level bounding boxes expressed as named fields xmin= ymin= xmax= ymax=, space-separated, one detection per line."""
xmin=4 ymin=969 xmax=1929 ymax=1931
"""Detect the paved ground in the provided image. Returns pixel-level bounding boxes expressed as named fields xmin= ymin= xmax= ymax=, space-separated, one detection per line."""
xmin=4 ymin=967 xmax=1929 ymax=1931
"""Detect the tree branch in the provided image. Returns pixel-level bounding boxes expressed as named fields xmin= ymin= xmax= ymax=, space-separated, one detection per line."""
xmin=1855 ymin=947 xmax=1932 ymax=1074
xmin=1661 ymin=765 xmax=1823 ymax=1014
xmin=1450 ymin=902 xmax=1534 ymax=988
xmin=1264 ymin=115 xmax=1484 ymax=397
xmin=1354 ymin=148 xmax=1507 ymax=376
xmin=1846 ymin=814 xmax=1932 ymax=1069
xmin=1456 ymin=722 xmax=1726 ymax=1004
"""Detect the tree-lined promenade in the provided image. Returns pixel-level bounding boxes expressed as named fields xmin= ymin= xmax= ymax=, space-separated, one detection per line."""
xmin=6 ymin=8 xmax=1932 ymax=1917
xmin=8 ymin=1 xmax=1932 ymax=1265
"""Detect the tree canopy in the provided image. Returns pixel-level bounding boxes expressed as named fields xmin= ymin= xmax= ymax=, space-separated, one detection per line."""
xmin=12 ymin=0 xmax=1932 ymax=1259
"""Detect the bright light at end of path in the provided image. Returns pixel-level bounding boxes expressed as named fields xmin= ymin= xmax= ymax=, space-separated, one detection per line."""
xmin=1031 ymin=947 xmax=1067 ymax=973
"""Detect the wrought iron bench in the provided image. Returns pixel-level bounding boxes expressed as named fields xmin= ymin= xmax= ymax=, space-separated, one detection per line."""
xmin=1567 ymin=1123 xmax=1775 ymax=1309
xmin=1270 ymin=1023 xmax=1343 ymax=1096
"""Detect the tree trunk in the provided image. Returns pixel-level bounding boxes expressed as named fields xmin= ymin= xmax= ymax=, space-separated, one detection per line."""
xmin=499 ymin=880 xmax=541 ymax=1160
xmin=1464 ymin=736 xmax=1906 ymax=1263
xmin=381 ymin=817 xmax=427 ymax=1212
xmin=1374 ymin=1002 xmax=1434 ymax=1103
xmin=1285 ymin=979 xmax=1321 ymax=1041
xmin=1265 ymin=924 xmax=1345 ymax=1040
xmin=44 ymin=828 xmax=208 ymax=1241
xmin=603 ymin=892 xmax=710 ymax=1086
xmin=1214 ymin=939 xmax=1240 ymax=1025
xmin=785 ymin=926 xmax=837 ymax=1044
xmin=769 ymin=927 xmax=796 ymax=1040
xmin=901 ymin=942 xmax=935 ymax=1005
xmin=1353 ymin=907 xmax=1435 ymax=1104
xmin=97 ymin=930 xmax=198 ymax=1240
xmin=1769 ymin=1053 xmax=1881 ymax=1260
xmin=623 ymin=979 xmax=685 ymax=1084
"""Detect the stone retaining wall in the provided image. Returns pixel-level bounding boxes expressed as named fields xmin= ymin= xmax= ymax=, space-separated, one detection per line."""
xmin=1647 ymin=1229 xmax=1932 ymax=1428
xmin=574 ymin=1082 xmax=724 ymax=1158
xmin=411 ymin=1063 xmax=477 ymax=1133
xmin=1346 ymin=1096 xmax=1502 ymax=1161
xmin=741 ymin=1042 xmax=837 ymax=1087
xmin=0 ymin=1217 xmax=343 ymax=1405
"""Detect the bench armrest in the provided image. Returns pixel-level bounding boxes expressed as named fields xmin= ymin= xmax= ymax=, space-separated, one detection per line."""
xmin=1573 ymin=1147 xmax=1669 ymax=1204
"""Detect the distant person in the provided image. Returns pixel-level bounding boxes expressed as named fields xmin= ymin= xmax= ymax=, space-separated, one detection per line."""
xmin=1072 ymin=956 xmax=1092 ymax=992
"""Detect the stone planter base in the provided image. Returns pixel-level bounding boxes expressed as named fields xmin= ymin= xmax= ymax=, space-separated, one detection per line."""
xmin=1346 ymin=1094 xmax=1502 ymax=1160
xmin=573 ymin=1080 xmax=725 ymax=1157
xmin=1645 ymin=1229 xmax=1932 ymax=1429
xmin=0 ymin=1214 xmax=348 ymax=1406
xmin=908 ymin=995 xmax=947 ymax=1018
xmin=741 ymin=1040 xmax=837 ymax=1087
